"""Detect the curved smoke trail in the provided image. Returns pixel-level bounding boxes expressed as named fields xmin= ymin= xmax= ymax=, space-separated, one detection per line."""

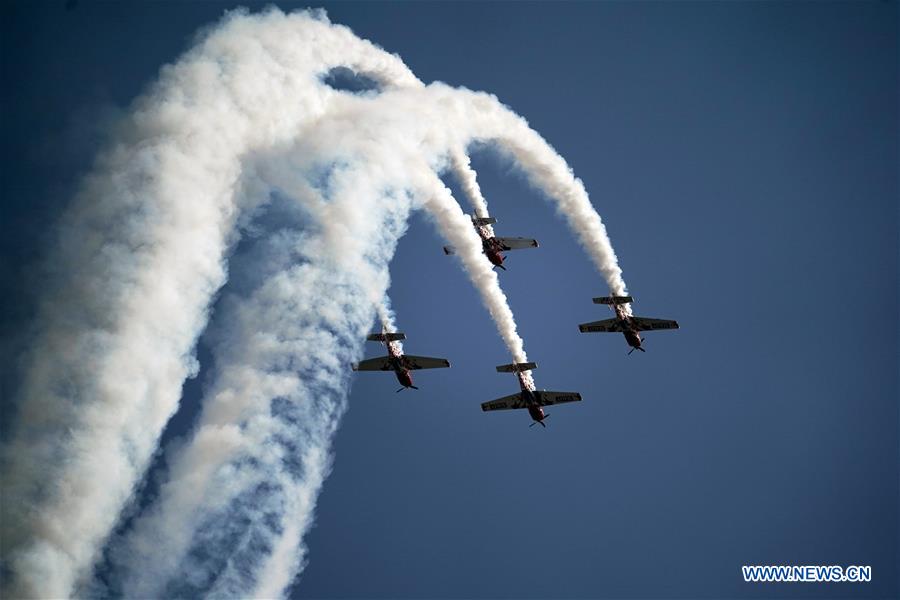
xmin=375 ymin=297 xmax=404 ymax=353
xmin=449 ymin=147 xmax=495 ymax=235
xmin=0 ymin=9 xmax=417 ymax=598
xmin=108 ymin=161 xmax=417 ymax=598
xmin=1 ymin=8 xmax=630 ymax=599
xmin=103 ymin=89 xmax=533 ymax=600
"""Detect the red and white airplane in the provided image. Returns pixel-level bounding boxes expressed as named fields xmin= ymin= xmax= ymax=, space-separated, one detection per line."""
xmin=481 ymin=362 xmax=582 ymax=427
xmin=443 ymin=215 xmax=538 ymax=270
xmin=352 ymin=330 xmax=450 ymax=392
xmin=578 ymin=295 xmax=679 ymax=354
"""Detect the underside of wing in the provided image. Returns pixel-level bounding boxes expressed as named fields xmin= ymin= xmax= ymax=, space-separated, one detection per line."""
xmin=631 ymin=317 xmax=680 ymax=331
xmin=494 ymin=237 xmax=539 ymax=251
xmin=578 ymin=318 xmax=623 ymax=333
xmin=352 ymin=356 xmax=393 ymax=371
xmin=481 ymin=393 xmax=527 ymax=412
xmin=402 ymin=355 xmax=451 ymax=370
xmin=535 ymin=391 xmax=582 ymax=407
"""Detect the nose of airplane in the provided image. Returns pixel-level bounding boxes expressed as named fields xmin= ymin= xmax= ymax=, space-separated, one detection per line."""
xmin=400 ymin=371 xmax=413 ymax=388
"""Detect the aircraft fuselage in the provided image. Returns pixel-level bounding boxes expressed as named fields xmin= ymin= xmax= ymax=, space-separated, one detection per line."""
xmin=527 ymin=405 xmax=546 ymax=423
xmin=477 ymin=226 xmax=506 ymax=269
xmin=614 ymin=304 xmax=643 ymax=351
xmin=386 ymin=342 xmax=415 ymax=389
xmin=516 ymin=370 xmax=546 ymax=424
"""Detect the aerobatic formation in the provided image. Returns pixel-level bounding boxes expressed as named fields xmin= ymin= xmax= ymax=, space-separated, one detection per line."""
xmin=2 ymin=8 xmax=678 ymax=600
xmin=355 ymin=209 xmax=679 ymax=426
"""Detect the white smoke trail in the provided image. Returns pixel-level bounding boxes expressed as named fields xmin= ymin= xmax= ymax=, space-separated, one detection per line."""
xmin=449 ymin=147 xmax=494 ymax=235
xmin=374 ymin=297 xmax=398 ymax=333
xmin=416 ymin=167 xmax=536 ymax=387
xmin=423 ymin=84 xmax=631 ymax=311
xmin=107 ymin=164 xmax=414 ymax=599
xmin=374 ymin=296 xmax=403 ymax=354
xmin=448 ymin=148 xmax=488 ymax=217
xmin=461 ymin=91 xmax=631 ymax=309
xmin=3 ymin=8 xmax=633 ymax=600
xmin=0 ymin=9 xmax=418 ymax=599
xmin=105 ymin=91 xmax=535 ymax=598
xmin=412 ymin=167 xmax=531 ymax=374
xmin=493 ymin=136 xmax=632 ymax=312
xmin=446 ymin=148 xmax=535 ymax=380
xmin=128 ymin=74 xmax=623 ymax=591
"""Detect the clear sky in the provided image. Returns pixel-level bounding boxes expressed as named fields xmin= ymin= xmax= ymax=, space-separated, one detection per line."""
xmin=1 ymin=1 xmax=897 ymax=598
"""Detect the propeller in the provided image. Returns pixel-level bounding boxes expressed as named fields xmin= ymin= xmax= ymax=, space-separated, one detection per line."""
xmin=529 ymin=414 xmax=549 ymax=428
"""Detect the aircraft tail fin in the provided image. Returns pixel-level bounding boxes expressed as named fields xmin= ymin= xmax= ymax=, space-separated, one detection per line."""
xmin=593 ymin=295 xmax=634 ymax=305
xmin=472 ymin=217 xmax=497 ymax=226
xmin=367 ymin=332 xmax=406 ymax=342
xmin=495 ymin=361 xmax=538 ymax=373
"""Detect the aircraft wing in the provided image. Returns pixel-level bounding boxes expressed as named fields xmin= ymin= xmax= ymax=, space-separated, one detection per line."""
xmin=352 ymin=356 xmax=393 ymax=371
xmin=481 ymin=393 xmax=527 ymax=412
xmin=494 ymin=237 xmax=539 ymax=251
xmin=402 ymin=355 xmax=451 ymax=370
xmin=535 ymin=391 xmax=582 ymax=406
xmin=578 ymin=318 xmax=624 ymax=333
xmin=630 ymin=317 xmax=680 ymax=331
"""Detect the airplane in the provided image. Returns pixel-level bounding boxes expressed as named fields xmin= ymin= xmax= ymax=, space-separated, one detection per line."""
xmin=352 ymin=330 xmax=451 ymax=392
xmin=443 ymin=215 xmax=538 ymax=270
xmin=481 ymin=362 xmax=582 ymax=427
xmin=578 ymin=295 xmax=679 ymax=354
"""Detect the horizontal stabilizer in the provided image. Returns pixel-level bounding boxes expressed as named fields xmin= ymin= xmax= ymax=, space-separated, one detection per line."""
xmin=442 ymin=246 xmax=456 ymax=255
xmin=472 ymin=217 xmax=497 ymax=226
xmin=366 ymin=332 xmax=406 ymax=342
xmin=593 ymin=295 xmax=634 ymax=305
xmin=495 ymin=361 xmax=537 ymax=373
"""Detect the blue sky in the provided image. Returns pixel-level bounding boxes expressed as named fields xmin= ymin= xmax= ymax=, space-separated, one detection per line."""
xmin=1 ymin=1 xmax=897 ymax=598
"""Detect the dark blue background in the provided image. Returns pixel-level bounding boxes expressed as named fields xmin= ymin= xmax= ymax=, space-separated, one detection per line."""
xmin=1 ymin=2 xmax=896 ymax=598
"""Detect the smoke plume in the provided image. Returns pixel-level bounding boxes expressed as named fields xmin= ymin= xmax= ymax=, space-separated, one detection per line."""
xmin=1 ymin=8 xmax=629 ymax=599
xmin=449 ymin=147 xmax=495 ymax=235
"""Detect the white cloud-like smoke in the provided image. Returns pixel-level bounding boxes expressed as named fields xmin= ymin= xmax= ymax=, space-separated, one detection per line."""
xmin=449 ymin=147 xmax=494 ymax=234
xmin=1 ymin=8 xmax=629 ymax=599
